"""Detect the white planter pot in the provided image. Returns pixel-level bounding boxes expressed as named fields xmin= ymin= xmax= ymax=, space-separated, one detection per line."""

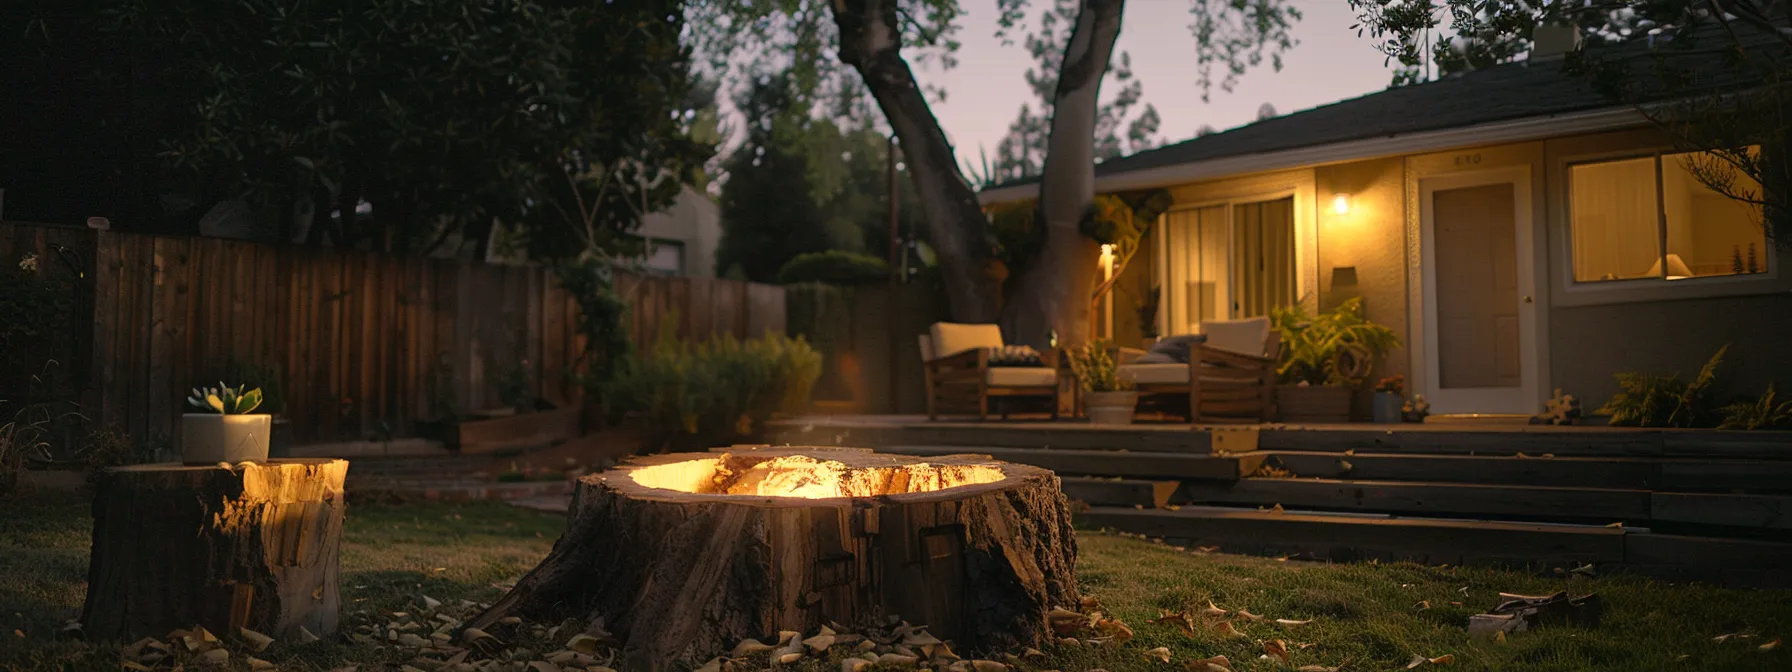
xmin=181 ymin=413 xmax=273 ymax=465
xmin=1085 ymin=391 xmax=1140 ymax=426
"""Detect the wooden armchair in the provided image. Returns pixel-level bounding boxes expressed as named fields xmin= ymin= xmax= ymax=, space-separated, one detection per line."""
xmin=919 ymin=323 xmax=1060 ymax=421
xmin=1117 ymin=317 xmax=1281 ymax=423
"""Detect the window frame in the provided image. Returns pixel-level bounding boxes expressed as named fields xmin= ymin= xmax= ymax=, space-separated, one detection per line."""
xmin=1556 ymin=145 xmax=1783 ymax=306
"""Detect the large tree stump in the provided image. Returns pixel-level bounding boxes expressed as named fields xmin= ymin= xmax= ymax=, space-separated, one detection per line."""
xmin=467 ymin=447 xmax=1079 ymax=671
xmin=82 ymin=459 xmax=349 ymax=641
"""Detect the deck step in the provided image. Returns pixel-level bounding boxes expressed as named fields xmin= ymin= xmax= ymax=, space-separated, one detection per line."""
xmin=1177 ymin=477 xmax=1650 ymax=523
xmin=879 ymin=445 xmax=1254 ymax=481
xmin=1255 ymin=427 xmax=1792 ymax=459
xmin=1265 ymin=451 xmax=1792 ymax=493
xmin=1083 ymin=505 xmax=1627 ymax=566
xmin=1084 ymin=505 xmax=1792 ymax=586
xmin=771 ymin=423 xmax=1208 ymax=453
xmin=1060 ymin=477 xmax=1180 ymax=508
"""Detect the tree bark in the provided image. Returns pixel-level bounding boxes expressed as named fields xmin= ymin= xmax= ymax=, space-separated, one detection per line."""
xmin=81 ymin=459 xmax=349 ymax=642
xmin=832 ymin=0 xmax=1004 ymax=322
xmin=1000 ymin=0 xmax=1127 ymax=350
xmin=465 ymin=447 xmax=1079 ymax=671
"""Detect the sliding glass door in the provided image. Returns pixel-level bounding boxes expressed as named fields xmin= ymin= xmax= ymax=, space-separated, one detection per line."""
xmin=1161 ymin=197 xmax=1295 ymax=336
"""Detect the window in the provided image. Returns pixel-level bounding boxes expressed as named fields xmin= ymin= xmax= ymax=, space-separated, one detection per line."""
xmin=1569 ymin=149 xmax=1768 ymax=284
xmin=641 ymin=240 xmax=685 ymax=276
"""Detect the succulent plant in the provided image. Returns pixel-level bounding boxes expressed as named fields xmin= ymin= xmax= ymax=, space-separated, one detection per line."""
xmin=187 ymin=383 xmax=265 ymax=415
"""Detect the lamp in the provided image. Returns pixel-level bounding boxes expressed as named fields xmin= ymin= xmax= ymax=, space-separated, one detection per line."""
xmin=1331 ymin=193 xmax=1352 ymax=215
xmin=1645 ymin=253 xmax=1695 ymax=280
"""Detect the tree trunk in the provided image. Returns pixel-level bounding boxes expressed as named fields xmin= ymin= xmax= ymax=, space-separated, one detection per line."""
xmin=465 ymin=447 xmax=1078 ymax=672
xmin=832 ymin=0 xmax=1003 ymax=322
xmin=81 ymin=459 xmax=349 ymax=642
xmin=1000 ymin=0 xmax=1127 ymax=350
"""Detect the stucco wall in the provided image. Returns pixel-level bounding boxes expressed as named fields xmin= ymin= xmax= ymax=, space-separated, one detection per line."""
xmin=636 ymin=185 xmax=722 ymax=277
xmin=1315 ymin=157 xmax=1410 ymax=384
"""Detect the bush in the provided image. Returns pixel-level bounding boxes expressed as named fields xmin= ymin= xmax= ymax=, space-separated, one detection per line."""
xmin=1599 ymin=345 xmax=1727 ymax=428
xmin=604 ymin=332 xmax=822 ymax=452
xmin=775 ymin=250 xmax=890 ymax=286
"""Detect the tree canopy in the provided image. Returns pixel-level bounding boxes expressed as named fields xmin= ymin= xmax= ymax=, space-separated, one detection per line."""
xmin=2 ymin=0 xmax=710 ymax=260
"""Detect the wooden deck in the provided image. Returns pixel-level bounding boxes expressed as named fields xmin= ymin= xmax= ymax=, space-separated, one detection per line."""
xmin=766 ymin=414 xmax=1792 ymax=585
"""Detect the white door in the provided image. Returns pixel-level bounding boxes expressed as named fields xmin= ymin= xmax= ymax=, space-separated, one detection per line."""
xmin=1418 ymin=168 xmax=1541 ymax=414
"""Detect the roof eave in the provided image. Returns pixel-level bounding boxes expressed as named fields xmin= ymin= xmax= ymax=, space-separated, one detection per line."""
xmin=976 ymin=106 xmax=1647 ymax=205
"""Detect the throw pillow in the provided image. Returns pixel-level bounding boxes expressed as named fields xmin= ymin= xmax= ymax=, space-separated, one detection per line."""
xmin=986 ymin=345 xmax=1045 ymax=367
xmin=1148 ymin=334 xmax=1208 ymax=363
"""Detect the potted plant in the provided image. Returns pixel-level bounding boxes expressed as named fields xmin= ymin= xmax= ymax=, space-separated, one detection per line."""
xmin=182 ymin=383 xmax=270 ymax=464
xmin=1066 ymin=342 xmax=1138 ymax=425
xmin=1372 ymin=375 xmax=1405 ymax=423
xmin=1269 ymin=297 xmax=1402 ymax=423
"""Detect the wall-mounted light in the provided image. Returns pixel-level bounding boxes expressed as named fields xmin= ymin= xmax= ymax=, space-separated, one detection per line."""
xmin=1099 ymin=243 xmax=1116 ymax=275
xmin=1331 ymin=193 xmax=1352 ymax=216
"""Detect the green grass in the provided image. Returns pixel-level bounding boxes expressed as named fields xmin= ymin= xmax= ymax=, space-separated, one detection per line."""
xmin=2 ymin=491 xmax=1790 ymax=671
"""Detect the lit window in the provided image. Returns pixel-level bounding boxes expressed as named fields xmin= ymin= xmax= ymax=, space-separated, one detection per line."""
xmin=1569 ymin=149 xmax=1768 ymax=283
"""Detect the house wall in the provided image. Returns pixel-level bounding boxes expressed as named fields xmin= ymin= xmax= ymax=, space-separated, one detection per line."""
xmin=1316 ymin=157 xmax=1409 ymax=387
xmin=636 ymin=185 xmax=722 ymax=277
xmin=1139 ymin=125 xmax=1792 ymax=416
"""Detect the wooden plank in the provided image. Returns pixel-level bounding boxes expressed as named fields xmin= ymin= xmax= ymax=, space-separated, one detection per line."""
xmin=1625 ymin=532 xmax=1792 ymax=570
xmin=1060 ymin=477 xmax=1181 ymax=508
xmin=1083 ymin=506 xmax=1628 ymax=566
xmin=315 ymin=251 xmax=341 ymax=441
xmin=541 ymin=275 xmax=569 ymax=407
xmin=1177 ymin=478 xmax=1652 ymax=522
xmin=1265 ymin=451 xmax=1661 ymax=489
xmin=1661 ymin=431 xmax=1792 ymax=459
xmin=90 ymin=232 xmax=122 ymax=430
xmin=288 ymin=247 xmax=314 ymax=439
xmin=769 ymin=421 xmax=1210 ymax=453
xmin=1650 ymin=492 xmax=1792 ymax=530
xmin=1659 ymin=459 xmax=1792 ymax=493
xmin=882 ymin=445 xmax=1244 ymax=481
xmin=1253 ymin=427 xmax=1663 ymax=457
xmin=125 ymin=234 xmax=154 ymax=441
xmin=453 ymin=407 xmax=584 ymax=454
xmin=150 ymin=236 xmax=190 ymax=448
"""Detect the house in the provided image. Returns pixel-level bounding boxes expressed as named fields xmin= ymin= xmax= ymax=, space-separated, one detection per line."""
xmin=632 ymin=184 xmax=723 ymax=277
xmin=978 ymin=29 xmax=1789 ymax=416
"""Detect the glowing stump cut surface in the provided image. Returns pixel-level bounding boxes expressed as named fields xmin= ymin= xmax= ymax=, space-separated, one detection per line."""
xmin=466 ymin=447 xmax=1079 ymax=671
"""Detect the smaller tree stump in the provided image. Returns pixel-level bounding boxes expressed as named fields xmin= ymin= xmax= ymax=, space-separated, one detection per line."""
xmin=82 ymin=459 xmax=349 ymax=642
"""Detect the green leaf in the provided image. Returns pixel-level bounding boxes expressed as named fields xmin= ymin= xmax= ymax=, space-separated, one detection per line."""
xmin=206 ymin=394 xmax=226 ymax=414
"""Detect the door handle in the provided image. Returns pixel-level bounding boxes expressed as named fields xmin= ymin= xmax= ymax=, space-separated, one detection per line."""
xmin=1523 ymin=296 xmax=1534 ymax=304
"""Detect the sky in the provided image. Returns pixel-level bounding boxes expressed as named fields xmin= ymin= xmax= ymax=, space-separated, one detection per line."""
xmin=912 ymin=0 xmax=1402 ymax=164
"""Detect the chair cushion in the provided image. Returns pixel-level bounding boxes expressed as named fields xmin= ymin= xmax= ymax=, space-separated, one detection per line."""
xmin=1134 ymin=352 xmax=1178 ymax=364
xmin=1119 ymin=363 xmax=1190 ymax=385
xmin=1148 ymin=334 xmax=1208 ymax=363
xmin=986 ymin=367 xmax=1057 ymax=387
xmin=987 ymin=345 xmax=1044 ymax=367
xmin=930 ymin=322 xmax=1004 ymax=359
xmin=1201 ymin=316 xmax=1272 ymax=356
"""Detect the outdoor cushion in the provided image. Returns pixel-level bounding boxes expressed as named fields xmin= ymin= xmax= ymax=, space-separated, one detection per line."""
xmin=1133 ymin=352 xmax=1178 ymax=364
xmin=986 ymin=367 xmax=1057 ymax=387
xmin=1119 ymin=363 xmax=1189 ymax=386
xmin=1148 ymin=334 xmax=1209 ymax=363
xmin=930 ymin=322 xmax=1005 ymax=359
xmin=1201 ymin=317 xmax=1272 ymax=356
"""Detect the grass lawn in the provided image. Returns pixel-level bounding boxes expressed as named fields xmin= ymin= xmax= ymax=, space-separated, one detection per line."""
xmin=3 ymin=490 xmax=1790 ymax=672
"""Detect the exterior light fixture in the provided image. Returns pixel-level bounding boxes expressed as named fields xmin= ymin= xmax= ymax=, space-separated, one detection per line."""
xmin=1331 ymin=193 xmax=1351 ymax=215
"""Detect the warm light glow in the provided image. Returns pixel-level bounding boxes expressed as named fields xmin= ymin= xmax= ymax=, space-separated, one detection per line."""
xmin=630 ymin=455 xmax=1005 ymax=499
xmin=1331 ymin=193 xmax=1352 ymax=215
xmin=1099 ymin=243 xmax=1116 ymax=277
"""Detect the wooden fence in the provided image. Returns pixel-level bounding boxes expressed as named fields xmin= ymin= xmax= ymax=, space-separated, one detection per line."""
xmin=0 ymin=223 xmax=785 ymax=445
xmin=786 ymin=282 xmax=944 ymax=415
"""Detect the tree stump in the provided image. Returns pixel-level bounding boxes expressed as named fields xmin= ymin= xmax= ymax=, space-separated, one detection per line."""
xmin=82 ymin=459 xmax=349 ymax=642
xmin=466 ymin=447 xmax=1079 ymax=671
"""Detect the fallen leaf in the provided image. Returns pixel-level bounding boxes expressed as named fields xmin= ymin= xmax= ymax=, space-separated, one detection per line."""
xmin=121 ymin=662 xmax=153 ymax=672
xmin=1150 ymin=610 xmax=1199 ymax=637
xmin=1196 ymin=546 xmax=1220 ymax=553
xmin=197 ymin=649 xmax=230 ymax=666
xmin=1762 ymin=638 xmax=1782 ymax=652
xmin=1212 ymin=621 xmax=1246 ymax=638
xmin=1046 ymin=607 xmax=1085 ymax=636
xmin=1185 ymin=655 xmax=1232 ymax=671
xmin=970 ymin=661 xmax=1007 ymax=672
xmin=527 ymin=662 xmax=560 ymax=672
xmin=1145 ymin=647 xmax=1172 ymax=663
xmin=1201 ymin=601 xmax=1229 ymax=618
xmin=1269 ymin=504 xmax=1285 ymax=514
xmin=297 ymin=626 xmax=320 ymax=644
xmin=1236 ymin=610 xmax=1265 ymax=622
xmin=1264 ymin=639 xmax=1289 ymax=664
xmin=247 ymin=656 xmax=277 ymax=671
xmin=1295 ymin=667 xmax=1338 ymax=672
xmin=1413 ymin=600 xmax=1431 ymax=611
xmin=733 ymin=638 xmax=773 ymax=656
xmin=565 ymin=633 xmax=603 ymax=654
xmin=240 ymin=627 xmax=275 ymax=652
xmin=421 ymin=595 xmax=442 ymax=610
xmin=1431 ymin=654 xmax=1456 ymax=664
xmin=1276 ymin=619 xmax=1313 ymax=627
xmin=1714 ymin=633 xmax=1756 ymax=644
xmin=878 ymin=653 xmax=918 ymax=665
xmin=841 ymin=659 xmax=872 ymax=672
xmin=1021 ymin=647 xmax=1046 ymax=659
xmin=804 ymin=634 xmax=836 ymax=651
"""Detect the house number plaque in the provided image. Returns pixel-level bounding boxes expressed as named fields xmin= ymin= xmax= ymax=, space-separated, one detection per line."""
xmin=1454 ymin=152 xmax=1484 ymax=166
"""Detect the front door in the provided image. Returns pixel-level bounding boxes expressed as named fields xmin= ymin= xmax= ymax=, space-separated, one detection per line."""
xmin=1419 ymin=169 xmax=1540 ymax=414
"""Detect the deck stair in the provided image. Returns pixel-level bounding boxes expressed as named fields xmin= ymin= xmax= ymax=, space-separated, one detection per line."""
xmin=768 ymin=418 xmax=1792 ymax=585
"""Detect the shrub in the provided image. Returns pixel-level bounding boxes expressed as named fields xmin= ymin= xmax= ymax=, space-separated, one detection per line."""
xmin=1269 ymin=297 xmax=1402 ymax=387
xmin=1717 ymin=384 xmax=1792 ymax=430
xmin=775 ymin=251 xmax=890 ymax=286
xmin=0 ymin=404 xmax=54 ymax=498
xmin=604 ymin=331 xmax=822 ymax=452
xmin=1599 ymin=345 xmax=1727 ymax=428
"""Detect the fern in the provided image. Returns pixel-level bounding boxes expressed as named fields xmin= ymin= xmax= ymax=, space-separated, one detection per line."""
xmin=1598 ymin=345 xmax=1728 ymax=427
xmin=1718 ymin=384 xmax=1792 ymax=430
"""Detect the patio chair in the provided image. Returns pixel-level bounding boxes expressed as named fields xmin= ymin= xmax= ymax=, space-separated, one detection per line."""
xmin=919 ymin=322 xmax=1060 ymax=421
xmin=1116 ymin=316 xmax=1281 ymax=423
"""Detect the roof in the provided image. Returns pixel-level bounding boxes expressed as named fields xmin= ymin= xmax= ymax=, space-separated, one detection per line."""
xmin=980 ymin=25 xmax=1774 ymax=202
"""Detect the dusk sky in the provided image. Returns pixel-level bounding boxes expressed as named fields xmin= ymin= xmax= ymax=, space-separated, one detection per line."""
xmin=916 ymin=0 xmax=1401 ymax=165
